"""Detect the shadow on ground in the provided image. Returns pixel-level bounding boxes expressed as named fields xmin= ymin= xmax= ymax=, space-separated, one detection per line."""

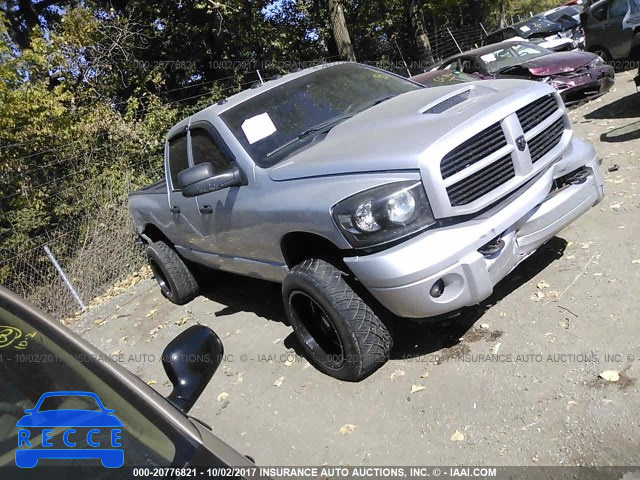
xmin=196 ymin=237 xmax=568 ymax=365
xmin=389 ymin=237 xmax=568 ymax=360
xmin=198 ymin=271 xmax=285 ymax=324
xmin=585 ymin=91 xmax=640 ymax=120
xmin=599 ymin=120 xmax=640 ymax=143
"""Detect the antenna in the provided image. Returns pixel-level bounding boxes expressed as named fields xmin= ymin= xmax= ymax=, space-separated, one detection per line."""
xmin=256 ymin=70 xmax=264 ymax=85
xmin=394 ymin=39 xmax=412 ymax=78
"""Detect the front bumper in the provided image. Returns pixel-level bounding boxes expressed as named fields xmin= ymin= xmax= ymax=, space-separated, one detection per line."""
xmin=344 ymin=138 xmax=604 ymax=319
xmin=558 ymin=67 xmax=615 ymax=106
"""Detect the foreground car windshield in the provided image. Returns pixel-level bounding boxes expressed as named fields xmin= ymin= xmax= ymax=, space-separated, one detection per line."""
xmin=221 ymin=63 xmax=422 ymax=167
xmin=481 ymin=43 xmax=551 ymax=74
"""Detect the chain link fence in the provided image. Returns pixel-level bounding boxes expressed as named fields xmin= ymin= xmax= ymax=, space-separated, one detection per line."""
xmin=374 ymin=24 xmax=493 ymax=76
xmin=0 ymin=159 xmax=162 ymax=319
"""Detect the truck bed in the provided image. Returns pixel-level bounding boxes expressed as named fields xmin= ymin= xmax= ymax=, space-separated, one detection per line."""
xmin=129 ymin=179 xmax=167 ymax=196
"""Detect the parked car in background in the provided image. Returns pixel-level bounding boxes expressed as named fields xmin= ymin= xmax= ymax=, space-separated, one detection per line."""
xmin=485 ymin=16 xmax=582 ymax=52
xmin=582 ymin=0 xmax=640 ymax=61
xmin=129 ymin=62 xmax=604 ymax=382
xmin=430 ymin=41 xmax=614 ymax=105
xmin=0 ymin=287 xmax=259 ymax=474
xmin=410 ymin=70 xmax=477 ymax=87
xmin=540 ymin=5 xmax=584 ymax=23
xmin=537 ymin=5 xmax=586 ymax=48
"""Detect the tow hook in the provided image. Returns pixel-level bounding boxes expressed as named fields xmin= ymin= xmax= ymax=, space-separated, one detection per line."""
xmin=479 ymin=237 xmax=505 ymax=257
xmin=566 ymin=168 xmax=590 ymax=185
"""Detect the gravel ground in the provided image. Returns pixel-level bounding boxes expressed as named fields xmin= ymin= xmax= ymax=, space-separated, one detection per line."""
xmin=70 ymin=70 xmax=640 ymax=468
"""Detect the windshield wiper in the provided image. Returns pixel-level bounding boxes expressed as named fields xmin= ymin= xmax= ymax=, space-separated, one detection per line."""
xmin=266 ymin=114 xmax=355 ymax=159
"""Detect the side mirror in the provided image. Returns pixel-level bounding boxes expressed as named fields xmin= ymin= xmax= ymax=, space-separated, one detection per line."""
xmin=178 ymin=162 xmax=245 ymax=198
xmin=162 ymin=325 xmax=224 ymax=413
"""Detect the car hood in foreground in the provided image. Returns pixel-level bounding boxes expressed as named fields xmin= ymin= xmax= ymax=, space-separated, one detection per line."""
xmin=269 ymin=79 xmax=558 ymax=181
xmin=521 ymin=51 xmax=595 ymax=75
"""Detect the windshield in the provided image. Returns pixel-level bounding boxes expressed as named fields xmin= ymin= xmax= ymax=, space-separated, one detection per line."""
xmin=480 ymin=43 xmax=551 ymax=74
xmin=513 ymin=17 xmax=560 ymax=37
xmin=0 ymin=294 xmax=182 ymax=473
xmin=220 ymin=63 xmax=422 ymax=167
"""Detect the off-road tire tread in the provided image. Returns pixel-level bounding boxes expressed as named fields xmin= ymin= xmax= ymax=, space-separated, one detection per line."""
xmin=287 ymin=258 xmax=392 ymax=380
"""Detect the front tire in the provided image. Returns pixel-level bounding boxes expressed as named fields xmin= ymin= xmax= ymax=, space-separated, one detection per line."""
xmin=282 ymin=259 xmax=392 ymax=381
xmin=147 ymin=241 xmax=199 ymax=305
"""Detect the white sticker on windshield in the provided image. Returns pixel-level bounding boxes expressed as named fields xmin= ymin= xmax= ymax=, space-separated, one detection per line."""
xmin=480 ymin=53 xmax=497 ymax=62
xmin=241 ymin=113 xmax=277 ymax=145
xmin=519 ymin=25 xmax=531 ymax=32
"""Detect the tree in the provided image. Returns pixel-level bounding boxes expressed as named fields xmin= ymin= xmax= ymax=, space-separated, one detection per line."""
xmin=327 ymin=0 xmax=356 ymax=61
xmin=408 ymin=0 xmax=434 ymax=64
xmin=499 ymin=0 xmax=508 ymax=27
xmin=1 ymin=0 xmax=75 ymax=49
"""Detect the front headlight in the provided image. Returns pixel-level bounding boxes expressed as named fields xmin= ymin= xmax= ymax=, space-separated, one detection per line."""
xmin=589 ymin=56 xmax=605 ymax=68
xmin=332 ymin=181 xmax=436 ymax=248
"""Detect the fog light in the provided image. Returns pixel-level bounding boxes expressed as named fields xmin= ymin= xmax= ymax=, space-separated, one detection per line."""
xmin=430 ymin=279 xmax=445 ymax=298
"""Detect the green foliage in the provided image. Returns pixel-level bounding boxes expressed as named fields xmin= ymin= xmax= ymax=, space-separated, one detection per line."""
xmin=0 ymin=0 xmax=563 ymax=259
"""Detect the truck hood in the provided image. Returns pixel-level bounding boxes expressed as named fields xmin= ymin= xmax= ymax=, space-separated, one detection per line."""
xmin=268 ymin=79 xmax=557 ymax=181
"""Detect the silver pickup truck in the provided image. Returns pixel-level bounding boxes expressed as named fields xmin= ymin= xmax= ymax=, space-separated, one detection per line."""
xmin=129 ymin=62 xmax=604 ymax=381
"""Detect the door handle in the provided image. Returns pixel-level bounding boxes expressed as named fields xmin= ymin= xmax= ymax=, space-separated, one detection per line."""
xmin=170 ymin=206 xmax=181 ymax=214
xmin=199 ymin=205 xmax=213 ymax=214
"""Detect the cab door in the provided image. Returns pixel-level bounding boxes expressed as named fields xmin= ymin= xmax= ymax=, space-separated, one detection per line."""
xmin=164 ymin=128 xmax=203 ymax=249
xmin=186 ymin=121 xmax=257 ymax=272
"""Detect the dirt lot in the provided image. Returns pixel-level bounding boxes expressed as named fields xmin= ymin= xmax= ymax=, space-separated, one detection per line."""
xmin=71 ymin=70 xmax=640 ymax=467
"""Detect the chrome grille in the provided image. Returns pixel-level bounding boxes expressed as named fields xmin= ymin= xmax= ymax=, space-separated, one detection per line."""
xmin=447 ymin=155 xmax=515 ymax=207
xmin=440 ymin=94 xmax=566 ymax=209
xmin=529 ymin=117 xmax=565 ymax=163
xmin=516 ymin=94 xmax=558 ymax=132
xmin=440 ymin=123 xmax=506 ymax=179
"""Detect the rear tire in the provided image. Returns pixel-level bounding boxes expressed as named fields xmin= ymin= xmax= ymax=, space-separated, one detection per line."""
xmin=282 ymin=258 xmax=392 ymax=382
xmin=147 ymin=241 xmax=199 ymax=305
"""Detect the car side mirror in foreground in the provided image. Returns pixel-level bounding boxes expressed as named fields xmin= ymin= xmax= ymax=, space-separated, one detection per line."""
xmin=162 ymin=325 xmax=224 ymax=413
xmin=178 ymin=162 xmax=245 ymax=198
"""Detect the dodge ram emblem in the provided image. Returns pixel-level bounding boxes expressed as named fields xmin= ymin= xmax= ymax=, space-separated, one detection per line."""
xmin=516 ymin=135 xmax=528 ymax=152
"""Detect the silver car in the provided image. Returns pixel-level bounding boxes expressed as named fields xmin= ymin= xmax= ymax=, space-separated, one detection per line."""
xmin=129 ymin=62 xmax=605 ymax=381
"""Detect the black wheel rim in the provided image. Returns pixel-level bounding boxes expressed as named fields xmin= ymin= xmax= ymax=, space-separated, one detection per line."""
xmin=289 ymin=291 xmax=345 ymax=369
xmin=149 ymin=259 xmax=172 ymax=298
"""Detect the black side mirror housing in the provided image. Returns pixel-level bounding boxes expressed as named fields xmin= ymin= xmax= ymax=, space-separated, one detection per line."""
xmin=162 ymin=325 xmax=223 ymax=413
xmin=178 ymin=162 xmax=245 ymax=198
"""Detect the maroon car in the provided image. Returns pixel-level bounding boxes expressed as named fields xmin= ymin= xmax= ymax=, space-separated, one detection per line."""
xmin=429 ymin=40 xmax=614 ymax=106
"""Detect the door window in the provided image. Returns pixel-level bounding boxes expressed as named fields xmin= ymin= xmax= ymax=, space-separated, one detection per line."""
xmin=190 ymin=128 xmax=232 ymax=173
xmin=168 ymin=134 xmax=189 ymax=190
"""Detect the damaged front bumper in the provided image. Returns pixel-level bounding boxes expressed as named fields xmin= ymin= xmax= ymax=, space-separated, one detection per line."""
xmin=555 ymin=66 xmax=615 ymax=106
xmin=344 ymin=138 xmax=604 ymax=319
